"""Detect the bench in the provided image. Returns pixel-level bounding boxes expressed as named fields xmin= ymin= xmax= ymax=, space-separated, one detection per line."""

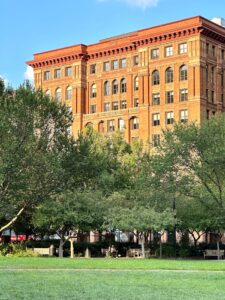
xmin=127 ymin=249 xmax=150 ymax=258
xmin=204 ymin=249 xmax=224 ymax=259
xmin=32 ymin=246 xmax=54 ymax=256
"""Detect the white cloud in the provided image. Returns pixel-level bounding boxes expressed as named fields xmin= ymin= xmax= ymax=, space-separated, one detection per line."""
xmin=97 ymin=0 xmax=159 ymax=9
xmin=24 ymin=66 xmax=34 ymax=83
xmin=0 ymin=75 xmax=9 ymax=87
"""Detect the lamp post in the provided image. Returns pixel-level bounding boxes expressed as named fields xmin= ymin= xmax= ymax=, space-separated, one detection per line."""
xmin=173 ymin=198 xmax=177 ymax=257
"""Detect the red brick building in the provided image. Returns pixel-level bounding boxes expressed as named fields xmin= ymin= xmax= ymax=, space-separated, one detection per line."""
xmin=27 ymin=16 xmax=225 ymax=147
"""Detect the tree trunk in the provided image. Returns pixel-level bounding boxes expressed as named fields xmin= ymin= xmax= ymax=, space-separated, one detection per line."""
xmin=59 ymin=239 xmax=64 ymax=258
xmin=141 ymin=234 xmax=145 ymax=258
xmin=70 ymin=238 xmax=75 ymax=258
xmin=0 ymin=206 xmax=25 ymax=233
xmin=159 ymin=234 xmax=162 ymax=259
xmin=217 ymin=239 xmax=220 ymax=261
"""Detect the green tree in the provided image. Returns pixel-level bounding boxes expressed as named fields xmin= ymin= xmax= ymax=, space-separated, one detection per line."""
xmin=0 ymin=82 xmax=73 ymax=233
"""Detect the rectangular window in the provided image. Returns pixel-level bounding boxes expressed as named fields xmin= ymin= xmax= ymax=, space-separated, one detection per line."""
xmin=90 ymin=105 xmax=96 ymax=114
xmin=112 ymin=60 xmax=118 ymax=70
xmin=151 ymin=48 xmax=159 ymax=59
xmin=211 ymin=91 xmax=214 ymax=103
xmin=212 ymin=45 xmax=216 ymax=57
xmin=180 ymin=89 xmax=188 ymax=101
xmin=179 ymin=43 xmax=187 ymax=54
xmin=152 ymin=134 xmax=160 ymax=147
xmin=118 ymin=118 xmax=125 ymax=130
xmin=44 ymin=71 xmax=50 ymax=81
xmin=165 ymin=46 xmax=173 ymax=57
xmin=206 ymin=43 xmax=209 ymax=55
xmin=54 ymin=69 xmax=61 ymax=79
xmin=131 ymin=117 xmax=139 ymax=130
xmin=103 ymin=61 xmax=110 ymax=72
xmin=104 ymin=102 xmax=110 ymax=112
xmin=180 ymin=110 xmax=188 ymax=123
xmin=152 ymin=113 xmax=160 ymax=126
xmin=166 ymin=111 xmax=174 ymax=125
xmin=90 ymin=64 xmax=96 ymax=74
xmin=222 ymin=49 xmax=225 ymax=60
xmin=66 ymin=89 xmax=72 ymax=100
xmin=120 ymin=58 xmax=126 ymax=69
xmin=65 ymin=67 xmax=72 ymax=77
xmin=121 ymin=100 xmax=127 ymax=109
xmin=133 ymin=55 xmax=139 ymax=66
xmin=107 ymin=120 xmax=115 ymax=132
xmin=112 ymin=101 xmax=119 ymax=110
xmin=166 ymin=91 xmax=174 ymax=104
xmin=134 ymin=98 xmax=139 ymax=107
xmin=211 ymin=67 xmax=215 ymax=85
xmin=152 ymin=93 xmax=160 ymax=105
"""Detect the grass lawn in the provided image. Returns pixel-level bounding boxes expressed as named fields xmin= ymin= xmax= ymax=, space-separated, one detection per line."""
xmin=1 ymin=258 xmax=225 ymax=299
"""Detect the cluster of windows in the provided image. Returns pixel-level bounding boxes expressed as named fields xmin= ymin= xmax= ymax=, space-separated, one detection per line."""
xmin=152 ymin=65 xmax=188 ymax=86
xmin=150 ymin=43 xmax=187 ymax=59
xmin=152 ymin=110 xmax=188 ymax=127
xmin=98 ymin=117 xmax=139 ymax=132
xmin=45 ymin=86 xmax=73 ymax=102
xmin=90 ymin=100 xmax=128 ymax=114
xmin=152 ymin=89 xmax=188 ymax=105
xmin=103 ymin=58 xmax=127 ymax=72
xmin=44 ymin=66 xmax=73 ymax=81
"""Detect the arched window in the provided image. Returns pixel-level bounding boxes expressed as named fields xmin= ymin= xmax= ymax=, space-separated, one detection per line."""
xmin=55 ymin=88 xmax=61 ymax=103
xmin=104 ymin=81 xmax=110 ymax=96
xmin=180 ymin=65 xmax=188 ymax=81
xmin=152 ymin=70 xmax=160 ymax=85
xmin=166 ymin=67 xmax=173 ymax=83
xmin=121 ymin=78 xmax=127 ymax=93
xmin=134 ymin=76 xmax=139 ymax=91
xmin=91 ymin=83 xmax=97 ymax=98
xmin=98 ymin=121 xmax=104 ymax=133
xmin=131 ymin=117 xmax=139 ymax=130
xmin=45 ymin=89 xmax=51 ymax=97
xmin=65 ymin=86 xmax=72 ymax=100
xmin=85 ymin=122 xmax=93 ymax=128
xmin=112 ymin=79 xmax=118 ymax=94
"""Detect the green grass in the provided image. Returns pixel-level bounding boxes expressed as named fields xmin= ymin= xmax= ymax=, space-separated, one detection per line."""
xmin=1 ymin=257 xmax=225 ymax=270
xmin=1 ymin=269 xmax=225 ymax=299
xmin=1 ymin=258 xmax=225 ymax=299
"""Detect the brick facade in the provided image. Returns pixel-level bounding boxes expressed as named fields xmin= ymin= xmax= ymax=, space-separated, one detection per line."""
xmin=27 ymin=16 xmax=225 ymax=147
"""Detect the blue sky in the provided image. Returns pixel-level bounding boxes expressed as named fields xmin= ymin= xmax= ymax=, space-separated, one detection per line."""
xmin=0 ymin=0 xmax=225 ymax=87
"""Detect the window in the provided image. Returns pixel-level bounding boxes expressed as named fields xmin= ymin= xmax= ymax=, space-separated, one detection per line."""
xmin=103 ymin=61 xmax=110 ymax=72
xmin=55 ymin=88 xmax=61 ymax=102
xmin=121 ymin=100 xmax=127 ymax=109
xmin=65 ymin=67 xmax=72 ymax=77
xmin=104 ymin=102 xmax=110 ymax=112
xmin=166 ymin=67 xmax=173 ymax=83
xmin=134 ymin=98 xmax=139 ymax=107
xmin=112 ymin=60 xmax=118 ymax=70
xmin=212 ymin=45 xmax=216 ymax=57
xmin=91 ymin=84 xmax=97 ymax=98
xmin=211 ymin=91 xmax=214 ymax=103
xmin=180 ymin=89 xmax=188 ymax=101
xmin=152 ymin=93 xmax=160 ymax=105
xmin=151 ymin=48 xmax=159 ymax=59
xmin=65 ymin=86 xmax=72 ymax=100
xmin=180 ymin=65 xmax=188 ymax=81
xmin=131 ymin=117 xmax=139 ymax=130
xmin=165 ymin=46 xmax=173 ymax=57
xmin=152 ymin=70 xmax=160 ymax=85
xmin=133 ymin=55 xmax=139 ymax=66
xmin=222 ymin=49 xmax=225 ymax=60
xmin=179 ymin=43 xmax=187 ymax=54
xmin=152 ymin=113 xmax=160 ymax=126
xmin=45 ymin=89 xmax=51 ymax=97
xmin=206 ymin=43 xmax=209 ymax=55
xmin=118 ymin=118 xmax=125 ymax=130
xmin=90 ymin=105 xmax=96 ymax=114
xmin=112 ymin=80 xmax=118 ymax=94
xmin=104 ymin=81 xmax=110 ymax=96
xmin=166 ymin=111 xmax=174 ymax=125
xmin=152 ymin=134 xmax=160 ymax=147
xmin=112 ymin=101 xmax=119 ymax=110
xmin=44 ymin=71 xmax=50 ymax=81
xmin=90 ymin=64 xmax=96 ymax=74
xmin=134 ymin=77 xmax=139 ymax=91
xmin=166 ymin=91 xmax=174 ymax=104
xmin=211 ymin=67 xmax=215 ymax=85
xmin=120 ymin=58 xmax=126 ymax=69
xmin=180 ymin=110 xmax=188 ymax=123
xmin=54 ymin=69 xmax=61 ymax=79
xmin=121 ymin=78 xmax=127 ymax=93
xmin=107 ymin=120 xmax=115 ymax=132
